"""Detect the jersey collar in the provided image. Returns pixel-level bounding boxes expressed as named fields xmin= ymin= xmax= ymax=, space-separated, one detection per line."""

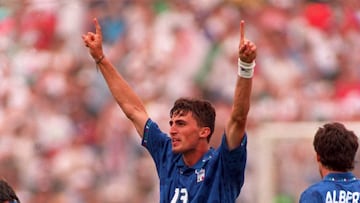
xmin=324 ymin=172 xmax=357 ymax=182
xmin=176 ymin=148 xmax=215 ymax=171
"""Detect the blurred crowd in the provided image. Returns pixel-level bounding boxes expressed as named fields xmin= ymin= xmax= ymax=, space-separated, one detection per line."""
xmin=0 ymin=0 xmax=359 ymax=202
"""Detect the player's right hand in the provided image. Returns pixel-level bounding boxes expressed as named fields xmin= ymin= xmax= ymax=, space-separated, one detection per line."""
xmin=82 ymin=18 xmax=104 ymax=62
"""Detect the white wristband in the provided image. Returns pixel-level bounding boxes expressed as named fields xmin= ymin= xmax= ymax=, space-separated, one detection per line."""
xmin=238 ymin=58 xmax=255 ymax=78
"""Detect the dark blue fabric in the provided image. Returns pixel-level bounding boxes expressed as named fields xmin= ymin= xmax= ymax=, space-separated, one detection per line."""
xmin=299 ymin=172 xmax=360 ymax=203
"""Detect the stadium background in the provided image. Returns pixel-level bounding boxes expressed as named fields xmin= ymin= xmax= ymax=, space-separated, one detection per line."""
xmin=0 ymin=0 xmax=359 ymax=202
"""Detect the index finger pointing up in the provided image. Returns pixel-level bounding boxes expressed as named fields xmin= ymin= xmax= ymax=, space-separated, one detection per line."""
xmin=94 ymin=18 xmax=102 ymax=37
xmin=240 ymin=20 xmax=245 ymax=46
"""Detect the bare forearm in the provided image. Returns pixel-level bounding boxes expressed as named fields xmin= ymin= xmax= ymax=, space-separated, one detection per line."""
xmin=82 ymin=18 xmax=148 ymax=136
xmin=97 ymin=57 xmax=148 ymax=134
xmin=232 ymin=77 xmax=252 ymax=121
xmin=225 ymin=20 xmax=256 ymax=149
xmin=226 ymin=77 xmax=252 ymax=150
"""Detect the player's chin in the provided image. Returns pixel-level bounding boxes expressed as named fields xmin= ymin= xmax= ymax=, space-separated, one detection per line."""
xmin=171 ymin=145 xmax=182 ymax=154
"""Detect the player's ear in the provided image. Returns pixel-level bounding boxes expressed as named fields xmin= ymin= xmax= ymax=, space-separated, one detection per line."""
xmin=199 ymin=127 xmax=211 ymax=139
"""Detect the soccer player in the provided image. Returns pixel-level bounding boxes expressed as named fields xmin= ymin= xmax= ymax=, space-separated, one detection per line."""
xmin=0 ymin=179 xmax=20 ymax=203
xmin=82 ymin=18 xmax=256 ymax=202
xmin=299 ymin=122 xmax=360 ymax=203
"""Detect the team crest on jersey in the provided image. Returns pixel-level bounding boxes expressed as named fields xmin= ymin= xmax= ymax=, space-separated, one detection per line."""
xmin=195 ymin=169 xmax=205 ymax=182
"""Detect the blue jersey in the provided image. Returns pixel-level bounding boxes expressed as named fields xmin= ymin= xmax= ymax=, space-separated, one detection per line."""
xmin=299 ymin=172 xmax=360 ymax=203
xmin=141 ymin=119 xmax=247 ymax=203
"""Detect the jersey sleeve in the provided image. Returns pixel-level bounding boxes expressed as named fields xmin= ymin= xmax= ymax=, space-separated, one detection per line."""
xmin=299 ymin=189 xmax=323 ymax=203
xmin=141 ymin=118 xmax=172 ymax=172
xmin=218 ymin=133 xmax=247 ymax=188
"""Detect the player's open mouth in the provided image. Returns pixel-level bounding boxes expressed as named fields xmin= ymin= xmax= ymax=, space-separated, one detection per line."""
xmin=172 ymin=138 xmax=181 ymax=146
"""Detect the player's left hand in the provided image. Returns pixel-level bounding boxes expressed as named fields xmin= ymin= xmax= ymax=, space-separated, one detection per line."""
xmin=238 ymin=20 xmax=256 ymax=63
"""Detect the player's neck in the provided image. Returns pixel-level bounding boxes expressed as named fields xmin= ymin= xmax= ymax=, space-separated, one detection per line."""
xmin=182 ymin=144 xmax=209 ymax=167
xmin=320 ymin=165 xmax=347 ymax=178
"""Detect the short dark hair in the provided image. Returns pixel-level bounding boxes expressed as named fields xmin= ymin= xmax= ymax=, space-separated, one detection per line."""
xmin=170 ymin=98 xmax=216 ymax=142
xmin=313 ymin=122 xmax=359 ymax=172
xmin=0 ymin=179 xmax=20 ymax=203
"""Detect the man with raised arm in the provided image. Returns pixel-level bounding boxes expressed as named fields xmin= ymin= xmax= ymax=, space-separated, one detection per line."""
xmin=82 ymin=18 xmax=256 ymax=202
